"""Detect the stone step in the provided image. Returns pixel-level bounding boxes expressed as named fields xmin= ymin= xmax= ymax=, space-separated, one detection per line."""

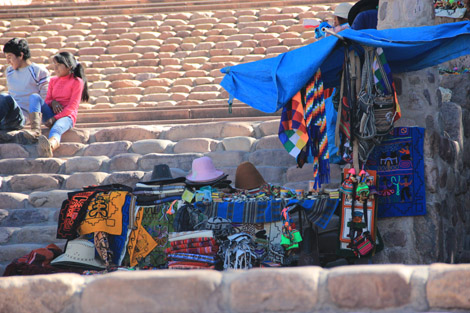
xmin=76 ymin=105 xmax=279 ymax=124
xmin=0 ymin=0 xmax=338 ymax=18
xmin=0 ymin=225 xmax=62 ymax=246
xmin=75 ymin=115 xmax=280 ymax=128
xmin=0 ymin=207 xmax=59 ymax=228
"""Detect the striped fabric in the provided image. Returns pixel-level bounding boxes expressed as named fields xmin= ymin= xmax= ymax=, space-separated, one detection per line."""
xmin=167 ymin=253 xmax=217 ymax=264
xmin=165 ymin=245 xmax=217 ymax=255
xmin=278 ymin=91 xmax=309 ymax=158
xmin=305 ymin=69 xmax=330 ymax=189
xmin=170 ymin=238 xmax=216 ymax=249
xmin=372 ymin=47 xmax=393 ymax=95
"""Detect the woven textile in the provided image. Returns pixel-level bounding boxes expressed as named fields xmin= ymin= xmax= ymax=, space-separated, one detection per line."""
xmin=372 ymin=47 xmax=393 ymax=95
xmin=304 ymin=69 xmax=329 ymax=189
xmin=57 ymin=190 xmax=96 ymax=239
xmin=194 ymin=198 xmax=336 ymax=229
xmin=170 ymin=238 xmax=216 ymax=249
xmin=126 ymin=206 xmax=158 ymax=267
xmin=366 ymin=127 xmax=426 ymax=217
xmin=78 ymin=191 xmax=128 ymax=236
xmin=278 ymin=91 xmax=309 ymax=158
xmin=167 ymin=253 xmax=217 ymax=264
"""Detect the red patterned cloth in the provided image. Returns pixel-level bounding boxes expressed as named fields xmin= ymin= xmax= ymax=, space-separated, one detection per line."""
xmin=168 ymin=261 xmax=215 ymax=269
xmin=165 ymin=245 xmax=218 ymax=255
xmin=170 ymin=238 xmax=216 ymax=249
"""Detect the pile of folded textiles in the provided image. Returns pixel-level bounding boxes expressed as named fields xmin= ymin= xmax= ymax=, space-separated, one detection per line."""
xmin=166 ymin=230 xmax=219 ymax=269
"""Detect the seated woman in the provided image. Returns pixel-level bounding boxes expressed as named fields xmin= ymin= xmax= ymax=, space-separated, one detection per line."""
xmin=29 ymin=51 xmax=89 ymax=157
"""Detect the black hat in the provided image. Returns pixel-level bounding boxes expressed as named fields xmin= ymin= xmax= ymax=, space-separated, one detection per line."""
xmin=141 ymin=164 xmax=185 ymax=186
xmin=347 ymin=0 xmax=379 ymax=26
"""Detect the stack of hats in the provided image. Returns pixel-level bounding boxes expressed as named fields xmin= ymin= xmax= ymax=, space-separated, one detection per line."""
xmin=134 ymin=164 xmax=186 ymax=205
xmin=166 ymin=230 xmax=219 ymax=269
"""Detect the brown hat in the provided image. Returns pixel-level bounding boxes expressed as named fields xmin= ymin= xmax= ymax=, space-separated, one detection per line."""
xmin=235 ymin=162 xmax=266 ymax=190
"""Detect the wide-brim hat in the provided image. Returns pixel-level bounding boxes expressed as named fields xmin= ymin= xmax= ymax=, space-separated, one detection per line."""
xmin=51 ymin=239 xmax=106 ymax=270
xmin=333 ymin=2 xmax=353 ymax=19
xmin=186 ymin=156 xmax=225 ymax=183
xmin=141 ymin=164 xmax=186 ymax=185
xmin=235 ymin=161 xmax=266 ymax=190
xmin=347 ymin=0 xmax=379 ymax=26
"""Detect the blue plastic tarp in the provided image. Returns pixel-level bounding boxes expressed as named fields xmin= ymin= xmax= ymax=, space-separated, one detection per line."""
xmin=220 ymin=22 xmax=470 ymax=113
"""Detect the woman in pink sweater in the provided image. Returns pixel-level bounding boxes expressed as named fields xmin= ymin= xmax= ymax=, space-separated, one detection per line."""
xmin=29 ymin=51 xmax=89 ymax=157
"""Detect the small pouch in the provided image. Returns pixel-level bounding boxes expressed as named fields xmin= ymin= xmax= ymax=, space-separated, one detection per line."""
xmin=352 ymin=231 xmax=375 ymax=256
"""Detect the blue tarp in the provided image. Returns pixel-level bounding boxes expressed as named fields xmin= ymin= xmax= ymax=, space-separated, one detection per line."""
xmin=220 ymin=22 xmax=470 ymax=113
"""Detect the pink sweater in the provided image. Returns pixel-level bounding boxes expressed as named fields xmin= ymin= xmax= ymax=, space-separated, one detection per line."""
xmin=45 ymin=74 xmax=83 ymax=126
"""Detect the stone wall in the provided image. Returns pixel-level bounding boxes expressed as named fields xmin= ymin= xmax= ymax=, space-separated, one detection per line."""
xmin=1 ymin=264 xmax=469 ymax=313
xmin=373 ymin=0 xmax=470 ymax=264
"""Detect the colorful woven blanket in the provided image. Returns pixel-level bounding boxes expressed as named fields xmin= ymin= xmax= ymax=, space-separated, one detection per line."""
xmin=366 ymin=127 xmax=426 ymax=217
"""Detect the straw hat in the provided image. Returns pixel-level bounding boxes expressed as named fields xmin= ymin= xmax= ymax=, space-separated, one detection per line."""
xmin=333 ymin=2 xmax=353 ymax=19
xmin=186 ymin=156 xmax=225 ymax=183
xmin=51 ymin=239 xmax=106 ymax=270
xmin=234 ymin=161 xmax=266 ymax=190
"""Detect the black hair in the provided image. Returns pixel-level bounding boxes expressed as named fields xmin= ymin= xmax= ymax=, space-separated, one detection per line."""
xmin=53 ymin=51 xmax=89 ymax=102
xmin=3 ymin=38 xmax=31 ymax=60
xmin=336 ymin=16 xmax=348 ymax=25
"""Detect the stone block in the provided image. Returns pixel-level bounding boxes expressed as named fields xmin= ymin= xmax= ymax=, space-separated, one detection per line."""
xmin=229 ymin=267 xmax=320 ymax=313
xmin=248 ymin=149 xmax=297 ymax=167
xmin=140 ymin=78 xmax=173 ymax=87
xmin=14 ymin=225 xmax=58 ymax=244
xmin=0 ymin=227 xmax=18 ymax=244
xmin=83 ymin=141 xmax=132 ymax=158
xmin=0 ymin=143 xmax=29 ymax=159
xmin=286 ymin=163 xmax=314 ymax=182
xmin=0 ymin=193 xmax=28 ymax=210
xmin=256 ymin=120 xmax=279 ymax=136
xmin=163 ymin=123 xmax=223 ymax=141
xmin=65 ymin=156 xmax=108 ymax=174
xmin=0 ymin=159 xmax=62 ymax=175
xmin=139 ymin=153 xmax=203 ymax=172
xmin=81 ymin=271 xmax=222 ymax=313
xmin=254 ymin=135 xmax=283 ymax=150
xmin=174 ymin=138 xmax=218 ymax=153
xmin=427 ymin=263 xmax=470 ymax=309
xmin=65 ymin=172 xmax=109 ymax=190
xmin=109 ymin=154 xmax=140 ymax=171
xmin=103 ymin=171 xmax=144 ymax=189
xmin=28 ymin=190 xmax=69 ymax=208
xmin=207 ymin=151 xmax=247 ymax=167
xmin=95 ymin=126 xmax=159 ymax=142
xmin=327 ymin=265 xmax=412 ymax=309
xmin=131 ymin=139 xmax=174 ymax=154
xmin=222 ymin=136 xmax=256 ymax=152
xmin=0 ymin=208 xmax=51 ymax=228
xmin=0 ymin=273 xmax=84 ymax=313
xmin=53 ymin=143 xmax=86 ymax=157
xmin=9 ymin=174 xmax=64 ymax=193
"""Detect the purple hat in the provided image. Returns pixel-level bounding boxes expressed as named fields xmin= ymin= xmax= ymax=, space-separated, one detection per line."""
xmin=186 ymin=156 xmax=224 ymax=183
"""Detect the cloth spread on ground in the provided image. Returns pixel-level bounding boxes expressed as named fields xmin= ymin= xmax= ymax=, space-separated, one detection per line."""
xmin=194 ymin=198 xmax=337 ymax=229
xmin=3 ymin=244 xmax=82 ymax=276
xmin=366 ymin=127 xmax=426 ymax=217
xmin=78 ymin=191 xmax=128 ymax=236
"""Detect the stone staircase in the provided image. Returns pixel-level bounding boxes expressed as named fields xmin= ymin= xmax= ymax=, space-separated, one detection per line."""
xmin=0 ymin=0 xmax=348 ymax=275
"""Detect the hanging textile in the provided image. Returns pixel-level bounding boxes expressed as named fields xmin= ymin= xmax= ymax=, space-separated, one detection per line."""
xmin=278 ymin=91 xmax=309 ymax=158
xmin=304 ymin=69 xmax=329 ymax=189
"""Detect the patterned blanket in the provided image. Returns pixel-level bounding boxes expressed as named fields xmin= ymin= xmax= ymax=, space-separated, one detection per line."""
xmin=366 ymin=127 xmax=426 ymax=217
